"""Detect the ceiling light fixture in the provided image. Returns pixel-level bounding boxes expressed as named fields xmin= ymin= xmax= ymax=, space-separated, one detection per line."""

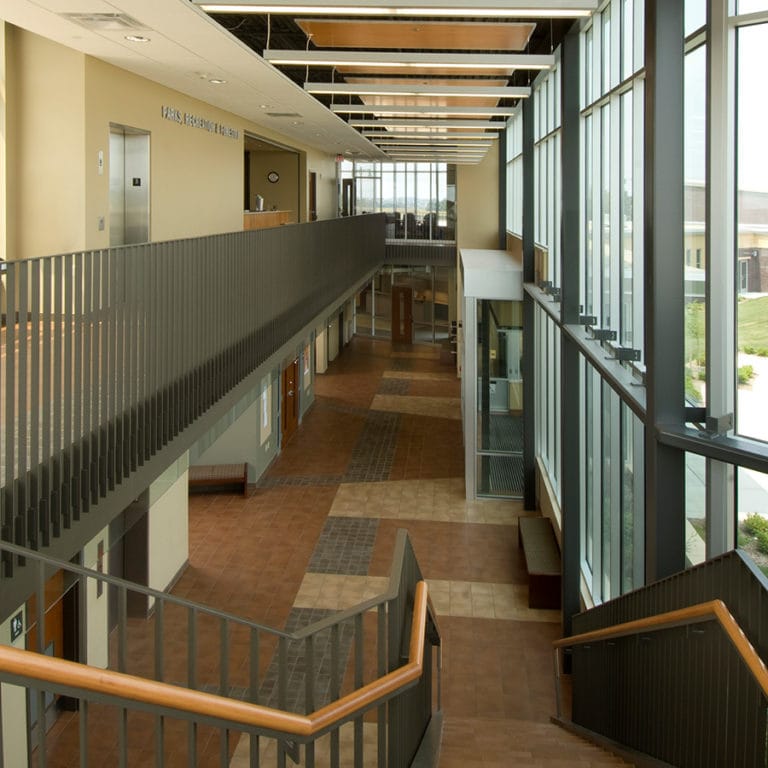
xmin=125 ymin=34 xmax=151 ymax=42
xmin=305 ymin=84 xmax=532 ymax=98
xmin=199 ymin=1 xmax=595 ymax=18
xmin=361 ymin=132 xmax=499 ymax=140
xmin=265 ymin=50 xmax=554 ymax=70
xmin=349 ymin=119 xmax=506 ymax=129
xmin=332 ymin=105 xmax=516 ymax=117
xmin=209 ymin=78 xmax=228 ymax=84
xmin=369 ymin=140 xmax=493 ymax=147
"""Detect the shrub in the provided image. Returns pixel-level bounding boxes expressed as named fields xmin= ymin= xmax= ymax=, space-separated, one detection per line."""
xmin=757 ymin=529 xmax=768 ymax=556
xmin=758 ymin=348 xmax=768 ymax=357
xmin=743 ymin=513 xmax=768 ymax=537
xmin=744 ymin=345 xmax=757 ymax=355
xmin=738 ymin=364 xmax=755 ymax=385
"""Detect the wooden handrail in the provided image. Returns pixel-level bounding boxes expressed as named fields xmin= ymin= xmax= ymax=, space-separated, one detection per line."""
xmin=0 ymin=581 xmax=431 ymax=739
xmin=554 ymin=598 xmax=768 ymax=699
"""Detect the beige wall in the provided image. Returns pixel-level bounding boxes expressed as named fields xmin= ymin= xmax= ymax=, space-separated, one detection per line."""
xmin=1 ymin=606 xmax=29 ymax=766
xmin=456 ymin=144 xmax=500 ymax=251
xmin=83 ymin=528 xmax=110 ymax=669
xmin=6 ymin=26 xmax=86 ymax=261
xmin=249 ymin=150 xmax=301 ymax=217
xmin=148 ymin=466 xmax=189 ymax=608
xmin=5 ymin=26 xmax=341 ymax=261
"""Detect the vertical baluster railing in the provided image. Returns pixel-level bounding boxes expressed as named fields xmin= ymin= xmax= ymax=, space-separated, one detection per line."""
xmin=220 ymin=617 xmax=230 ymax=766
xmin=87 ymin=249 xmax=97 ymax=506
xmin=32 ymin=558 xmax=47 ymax=767
xmin=78 ymin=568 xmax=89 ymax=768
xmin=3 ymin=263 xmax=16 ymax=572
xmin=72 ymin=254 xmax=84 ymax=520
xmin=187 ymin=605 xmax=198 ymax=765
xmin=277 ymin=636 xmax=287 ymax=768
xmin=155 ymin=598 xmax=166 ymax=767
xmin=377 ymin=603 xmax=387 ymax=768
xmin=354 ymin=612 xmax=364 ymax=768
xmin=30 ymin=259 xmax=41 ymax=550
xmin=329 ymin=622 xmax=341 ymax=768
xmin=82 ymin=251 xmax=93 ymax=516
xmin=17 ymin=260 xmax=28 ymax=552
xmin=249 ymin=626 xmax=261 ymax=768
xmin=117 ymin=583 xmax=128 ymax=768
xmin=304 ymin=635 xmax=315 ymax=768
xmin=41 ymin=257 xmax=52 ymax=547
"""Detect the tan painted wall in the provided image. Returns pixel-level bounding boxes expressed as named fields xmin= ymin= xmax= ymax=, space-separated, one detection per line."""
xmin=83 ymin=528 xmax=110 ymax=669
xmin=5 ymin=26 xmax=86 ymax=261
xmin=1 ymin=606 xmax=29 ymax=766
xmin=456 ymin=143 xmax=500 ymax=251
xmin=249 ymin=150 xmax=301 ymax=217
xmin=5 ymin=26 xmax=341 ymax=261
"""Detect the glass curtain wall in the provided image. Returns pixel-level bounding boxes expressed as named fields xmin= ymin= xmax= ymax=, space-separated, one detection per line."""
xmin=735 ymin=9 xmax=768 ymax=573
xmin=578 ymin=0 xmax=646 ymax=601
xmin=340 ymin=161 xmax=456 ymax=241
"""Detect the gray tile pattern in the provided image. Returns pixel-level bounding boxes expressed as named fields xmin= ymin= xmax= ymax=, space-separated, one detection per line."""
xmin=257 ymin=474 xmax=344 ymax=488
xmin=378 ymin=377 xmax=410 ymax=396
xmin=257 ymin=607 xmax=356 ymax=713
xmin=307 ymin=517 xmax=379 ymax=575
xmin=343 ymin=411 xmax=400 ymax=483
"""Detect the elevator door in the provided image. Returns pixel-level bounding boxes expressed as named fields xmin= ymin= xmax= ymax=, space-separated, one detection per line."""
xmin=110 ymin=126 xmax=150 ymax=246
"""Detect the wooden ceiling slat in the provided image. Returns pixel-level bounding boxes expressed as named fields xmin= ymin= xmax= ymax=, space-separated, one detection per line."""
xmin=296 ymin=19 xmax=535 ymax=51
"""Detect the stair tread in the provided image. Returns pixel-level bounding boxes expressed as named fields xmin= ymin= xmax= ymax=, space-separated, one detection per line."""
xmin=439 ymin=716 xmax=632 ymax=767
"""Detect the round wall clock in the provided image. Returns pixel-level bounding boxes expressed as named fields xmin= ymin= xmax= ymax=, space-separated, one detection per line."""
xmin=267 ymin=171 xmax=280 ymax=183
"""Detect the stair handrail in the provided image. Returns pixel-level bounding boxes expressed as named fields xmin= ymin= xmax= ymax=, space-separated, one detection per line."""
xmin=0 ymin=581 xmax=431 ymax=741
xmin=552 ymin=598 xmax=768 ymax=719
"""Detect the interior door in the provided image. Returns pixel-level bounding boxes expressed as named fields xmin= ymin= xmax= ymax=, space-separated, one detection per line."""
xmin=392 ymin=285 xmax=413 ymax=343
xmin=281 ymin=359 xmax=299 ymax=445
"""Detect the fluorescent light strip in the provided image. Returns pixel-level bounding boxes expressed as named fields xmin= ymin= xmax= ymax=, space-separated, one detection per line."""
xmin=349 ymin=119 xmax=505 ymax=128
xmin=361 ymin=132 xmax=499 ymax=140
xmin=265 ymin=50 xmax=554 ymax=70
xmin=384 ymin=146 xmax=487 ymax=152
xmin=305 ymin=83 xmax=531 ymax=98
xmin=371 ymin=140 xmax=493 ymax=147
xmin=200 ymin=1 xmax=595 ymax=18
xmin=332 ymin=105 xmax=516 ymax=116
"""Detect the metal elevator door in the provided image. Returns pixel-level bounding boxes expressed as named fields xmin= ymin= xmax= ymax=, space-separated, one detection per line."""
xmin=109 ymin=126 xmax=150 ymax=246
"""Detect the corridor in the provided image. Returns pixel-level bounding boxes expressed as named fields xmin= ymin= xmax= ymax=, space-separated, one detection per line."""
xmin=38 ymin=336 xmax=626 ymax=767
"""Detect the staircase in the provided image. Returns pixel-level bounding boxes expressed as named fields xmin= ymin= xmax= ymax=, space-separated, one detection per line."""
xmin=440 ymin=716 xmax=631 ymax=767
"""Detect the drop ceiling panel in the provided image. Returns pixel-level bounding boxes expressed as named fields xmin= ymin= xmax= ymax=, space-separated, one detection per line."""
xmin=296 ymin=19 xmax=535 ymax=51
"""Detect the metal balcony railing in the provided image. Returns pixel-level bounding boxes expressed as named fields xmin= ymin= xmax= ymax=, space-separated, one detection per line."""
xmin=0 ymin=216 xmax=384 ymax=577
xmin=0 ymin=529 xmax=440 ymax=768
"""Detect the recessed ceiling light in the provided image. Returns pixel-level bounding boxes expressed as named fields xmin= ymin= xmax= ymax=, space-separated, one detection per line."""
xmin=125 ymin=34 xmax=151 ymax=43
xmin=209 ymin=78 xmax=227 ymax=84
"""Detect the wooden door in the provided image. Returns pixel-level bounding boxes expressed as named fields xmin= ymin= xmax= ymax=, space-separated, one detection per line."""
xmin=391 ymin=285 xmax=413 ymax=343
xmin=309 ymin=172 xmax=317 ymax=221
xmin=281 ymin=359 xmax=300 ymax=445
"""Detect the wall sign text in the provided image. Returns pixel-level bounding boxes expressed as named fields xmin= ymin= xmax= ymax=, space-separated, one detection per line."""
xmin=161 ymin=105 xmax=240 ymax=140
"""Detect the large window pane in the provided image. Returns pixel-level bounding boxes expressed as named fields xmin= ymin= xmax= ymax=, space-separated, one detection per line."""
xmin=737 ymin=466 xmax=768 ymax=579
xmin=621 ymin=91 xmax=634 ymax=347
xmin=685 ymin=0 xmax=706 ymax=36
xmin=621 ymin=404 xmax=644 ymax=592
xmin=736 ymin=23 xmax=768 ymax=442
xmin=601 ymin=106 xmax=612 ymax=327
xmin=685 ymin=45 xmax=707 ymax=406
xmin=685 ymin=452 xmax=707 ymax=567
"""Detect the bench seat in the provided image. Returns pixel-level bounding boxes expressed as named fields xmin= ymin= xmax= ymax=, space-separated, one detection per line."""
xmin=188 ymin=463 xmax=248 ymax=497
xmin=518 ymin=516 xmax=561 ymax=609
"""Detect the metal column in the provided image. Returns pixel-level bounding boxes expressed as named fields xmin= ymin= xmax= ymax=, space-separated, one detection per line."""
xmin=644 ymin=0 xmax=686 ymax=580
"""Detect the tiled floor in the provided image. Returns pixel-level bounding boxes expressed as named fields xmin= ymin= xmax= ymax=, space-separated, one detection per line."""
xmin=38 ymin=336 xmax=628 ymax=767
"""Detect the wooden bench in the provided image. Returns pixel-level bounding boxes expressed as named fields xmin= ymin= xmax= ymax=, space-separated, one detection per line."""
xmin=518 ymin=516 xmax=561 ymax=609
xmin=188 ymin=463 xmax=248 ymax=497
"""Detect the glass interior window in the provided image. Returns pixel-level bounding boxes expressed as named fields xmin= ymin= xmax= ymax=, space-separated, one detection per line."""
xmin=737 ymin=465 xmax=768 ymax=579
xmin=685 ymin=452 xmax=707 ymax=567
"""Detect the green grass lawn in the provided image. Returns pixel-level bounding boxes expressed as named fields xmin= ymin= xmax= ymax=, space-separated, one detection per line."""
xmin=686 ymin=295 xmax=768 ymax=358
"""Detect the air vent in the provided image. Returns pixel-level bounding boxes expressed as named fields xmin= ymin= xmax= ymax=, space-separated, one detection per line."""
xmin=266 ymin=112 xmax=302 ymax=119
xmin=61 ymin=13 xmax=147 ymax=32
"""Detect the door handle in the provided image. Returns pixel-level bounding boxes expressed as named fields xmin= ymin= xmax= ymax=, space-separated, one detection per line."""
xmin=288 ymin=390 xmax=294 ymax=397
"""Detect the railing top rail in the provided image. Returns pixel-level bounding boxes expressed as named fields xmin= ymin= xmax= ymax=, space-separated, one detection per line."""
xmin=0 ymin=531 xmax=413 ymax=642
xmin=0 ymin=581 xmax=430 ymax=739
xmin=555 ymin=598 xmax=768 ymax=699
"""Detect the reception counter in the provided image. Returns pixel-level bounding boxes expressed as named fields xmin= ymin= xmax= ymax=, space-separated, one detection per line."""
xmin=243 ymin=210 xmax=293 ymax=230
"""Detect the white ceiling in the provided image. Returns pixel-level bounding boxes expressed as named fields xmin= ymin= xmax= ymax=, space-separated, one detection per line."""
xmin=0 ymin=0 xmax=390 ymax=159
